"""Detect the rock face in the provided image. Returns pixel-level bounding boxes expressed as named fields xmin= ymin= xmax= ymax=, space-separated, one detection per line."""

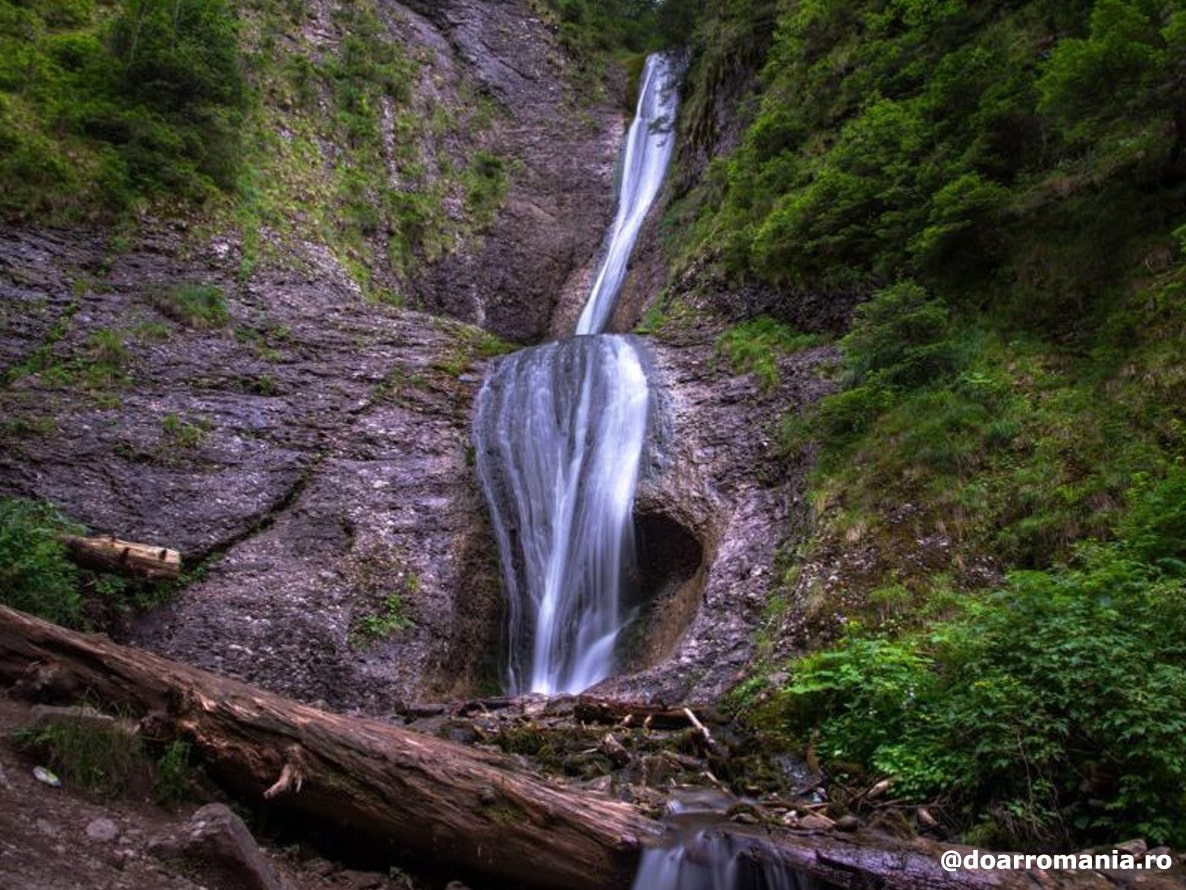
xmin=598 ymin=336 xmax=836 ymax=704
xmin=0 ymin=0 xmax=627 ymax=711
xmin=0 ymin=224 xmax=503 ymax=710
xmin=147 ymin=804 xmax=293 ymax=890
xmin=397 ymin=0 xmax=626 ymax=342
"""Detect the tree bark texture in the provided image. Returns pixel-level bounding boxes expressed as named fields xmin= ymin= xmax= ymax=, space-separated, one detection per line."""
xmin=59 ymin=535 xmax=181 ymax=580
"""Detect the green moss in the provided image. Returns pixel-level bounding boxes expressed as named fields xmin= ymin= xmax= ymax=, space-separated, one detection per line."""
xmin=14 ymin=712 xmax=144 ymax=798
xmin=150 ymin=282 xmax=229 ymax=329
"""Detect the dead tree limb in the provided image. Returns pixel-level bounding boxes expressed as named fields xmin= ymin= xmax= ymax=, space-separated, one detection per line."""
xmin=59 ymin=535 xmax=180 ymax=581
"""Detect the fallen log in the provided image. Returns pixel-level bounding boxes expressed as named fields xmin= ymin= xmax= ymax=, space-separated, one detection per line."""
xmin=59 ymin=534 xmax=181 ymax=580
xmin=0 ymin=607 xmax=1178 ymax=890
xmin=0 ymin=606 xmax=657 ymax=890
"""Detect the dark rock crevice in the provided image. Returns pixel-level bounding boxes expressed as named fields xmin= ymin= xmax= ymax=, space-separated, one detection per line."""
xmin=618 ymin=509 xmax=708 ymax=674
xmin=591 ymin=338 xmax=836 ymax=705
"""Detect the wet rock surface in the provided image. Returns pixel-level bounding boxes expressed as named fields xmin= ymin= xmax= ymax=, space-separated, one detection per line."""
xmin=0 ymin=224 xmax=502 ymax=710
xmin=0 ymin=218 xmax=837 ymax=713
xmin=0 ymin=0 xmax=834 ymax=718
xmin=596 ymin=337 xmax=837 ymax=705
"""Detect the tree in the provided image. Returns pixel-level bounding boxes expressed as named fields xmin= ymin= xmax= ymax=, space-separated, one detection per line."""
xmin=1038 ymin=0 xmax=1186 ymax=175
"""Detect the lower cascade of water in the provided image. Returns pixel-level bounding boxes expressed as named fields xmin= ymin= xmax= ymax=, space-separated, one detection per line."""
xmin=633 ymin=830 xmax=819 ymax=890
xmin=474 ymin=335 xmax=649 ymax=694
xmin=633 ymin=792 xmax=828 ymax=890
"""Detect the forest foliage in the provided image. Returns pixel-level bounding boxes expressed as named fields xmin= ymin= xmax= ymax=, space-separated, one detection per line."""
xmin=0 ymin=0 xmax=510 ymax=297
xmin=0 ymin=0 xmax=246 ymax=219
xmin=671 ymin=0 xmax=1186 ymax=848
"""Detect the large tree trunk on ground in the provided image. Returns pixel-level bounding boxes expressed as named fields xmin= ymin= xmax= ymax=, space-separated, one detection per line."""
xmin=0 ymin=606 xmax=1179 ymax=890
xmin=0 ymin=605 xmax=655 ymax=890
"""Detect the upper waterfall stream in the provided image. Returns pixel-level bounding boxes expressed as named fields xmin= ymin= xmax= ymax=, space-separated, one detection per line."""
xmin=474 ymin=54 xmax=679 ymax=695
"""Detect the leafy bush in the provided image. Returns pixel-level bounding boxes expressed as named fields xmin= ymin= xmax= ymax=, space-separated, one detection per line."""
xmin=780 ymin=473 xmax=1186 ymax=847
xmin=676 ymin=0 xmax=1184 ymax=315
xmin=840 ymin=281 xmax=955 ymax=389
xmin=463 ymin=150 xmax=510 ymax=227
xmin=154 ymin=739 xmax=195 ymax=807
xmin=1037 ymin=0 xmax=1184 ymax=174
xmin=0 ymin=499 xmax=84 ymax=626
xmin=355 ymin=593 xmax=410 ymax=642
xmin=0 ymin=0 xmax=247 ymax=219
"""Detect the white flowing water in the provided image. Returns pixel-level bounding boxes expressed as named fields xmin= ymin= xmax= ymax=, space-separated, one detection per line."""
xmin=474 ymin=338 xmax=649 ymax=693
xmin=577 ymin=54 xmax=679 ymax=337
xmin=632 ymin=792 xmax=824 ymax=890
xmin=632 ymin=831 xmax=819 ymax=890
xmin=474 ymin=53 xmax=678 ymax=695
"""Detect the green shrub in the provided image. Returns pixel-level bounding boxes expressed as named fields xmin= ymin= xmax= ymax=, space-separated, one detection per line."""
xmin=82 ymin=328 xmax=130 ymax=387
xmin=462 ymin=150 xmax=510 ymax=226
xmin=840 ymin=281 xmax=955 ymax=389
xmin=780 ymin=531 xmax=1186 ymax=847
xmin=0 ymin=0 xmax=247 ymax=218
xmin=1120 ymin=466 xmax=1186 ymax=571
xmin=161 ymin=412 xmax=211 ymax=448
xmin=154 ymin=739 xmax=194 ymax=807
xmin=355 ymin=593 xmax=410 ymax=642
xmin=0 ymin=499 xmax=84 ymax=626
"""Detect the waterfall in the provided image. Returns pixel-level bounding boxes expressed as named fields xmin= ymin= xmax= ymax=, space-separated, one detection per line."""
xmin=474 ymin=337 xmax=649 ymax=694
xmin=577 ymin=54 xmax=679 ymax=337
xmin=632 ymin=792 xmax=828 ymax=890
xmin=632 ymin=831 xmax=821 ymax=890
xmin=474 ymin=53 xmax=679 ymax=695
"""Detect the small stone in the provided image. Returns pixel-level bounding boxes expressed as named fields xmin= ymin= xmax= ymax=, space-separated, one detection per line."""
xmin=305 ymin=857 xmax=335 ymax=877
xmin=102 ymin=847 xmax=130 ymax=870
xmin=1116 ymin=838 xmax=1148 ymax=858
xmin=834 ymin=815 xmax=860 ymax=833
xmin=799 ymin=813 xmax=835 ymax=831
xmin=86 ymin=818 xmax=119 ymax=843
xmin=340 ymin=869 xmax=383 ymax=889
